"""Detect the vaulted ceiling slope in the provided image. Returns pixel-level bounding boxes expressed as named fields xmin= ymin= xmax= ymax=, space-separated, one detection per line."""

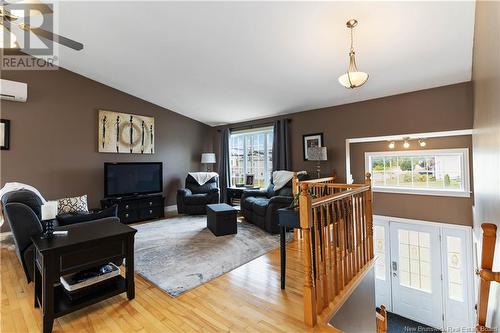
xmin=56 ymin=1 xmax=475 ymax=126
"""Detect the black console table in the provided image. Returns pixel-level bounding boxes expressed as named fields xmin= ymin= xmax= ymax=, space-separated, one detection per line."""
xmin=101 ymin=194 xmax=165 ymax=224
xmin=31 ymin=221 xmax=136 ymax=333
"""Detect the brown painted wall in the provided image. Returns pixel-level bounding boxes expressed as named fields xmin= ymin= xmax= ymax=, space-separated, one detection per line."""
xmin=350 ymin=136 xmax=473 ymax=226
xmin=214 ymin=82 xmax=473 ymax=182
xmin=213 ymin=82 xmax=474 ymax=226
xmin=471 ymin=0 xmax=500 ymax=328
xmin=0 ymin=66 xmax=212 ymax=214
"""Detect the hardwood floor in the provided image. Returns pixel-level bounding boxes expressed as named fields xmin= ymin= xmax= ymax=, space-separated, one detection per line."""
xmin=0 ymin=232 xmax=333 ymax=333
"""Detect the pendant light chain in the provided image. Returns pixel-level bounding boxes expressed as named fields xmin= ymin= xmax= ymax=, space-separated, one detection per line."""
xmin=350 ymin=26 xmax=354 ymax=52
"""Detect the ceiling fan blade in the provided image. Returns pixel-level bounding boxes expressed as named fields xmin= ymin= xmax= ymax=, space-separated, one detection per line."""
xmin=1 ymin=20 xmax=20 ymax=48
xmin=3 ymin=0 xmax=53 ymax=16
xmin=0 ymin=7 xmax=19 ymax=21
xmin=21 ymin=24 xmax=83 ymax=50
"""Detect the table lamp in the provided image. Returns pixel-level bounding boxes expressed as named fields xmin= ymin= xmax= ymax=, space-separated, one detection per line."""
xmin=307 ymin=147 xmax=328 ymax=179
xmin=41 ymin=201 xmax=58 ymax=239
xmin=201 ymin=153 xmax=216 ymax=171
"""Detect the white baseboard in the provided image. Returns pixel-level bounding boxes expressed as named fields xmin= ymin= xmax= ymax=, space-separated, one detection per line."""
xmin=165 ymin=205 xmax=178 ymax=214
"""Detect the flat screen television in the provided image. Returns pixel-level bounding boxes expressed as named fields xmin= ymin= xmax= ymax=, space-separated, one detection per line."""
xmin=104 ymin=162 xmax=163 ymax=197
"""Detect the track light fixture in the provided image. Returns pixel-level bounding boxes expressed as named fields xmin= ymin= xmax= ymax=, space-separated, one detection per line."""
xmin=403 ymin=138 xmax=410 ymax=149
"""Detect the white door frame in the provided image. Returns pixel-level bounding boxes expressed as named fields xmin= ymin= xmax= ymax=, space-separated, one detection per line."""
xmin=373 ymin=215 xmax=475 ymax=329
xmin=373 ymin=217 xmax=393 ymax=311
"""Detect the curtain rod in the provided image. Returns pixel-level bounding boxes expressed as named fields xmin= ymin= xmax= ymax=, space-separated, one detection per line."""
xmin=217 ymin=118 xmax=291 ymax=132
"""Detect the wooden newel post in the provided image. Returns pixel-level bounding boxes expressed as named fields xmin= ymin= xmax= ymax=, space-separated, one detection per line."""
xmin=299 ymin=183 xmax=317 ymax=327
xmin=365 ymin=173 xmax=374 ymax=259
xmin=477 ymin=223 xmax=498 ymax=330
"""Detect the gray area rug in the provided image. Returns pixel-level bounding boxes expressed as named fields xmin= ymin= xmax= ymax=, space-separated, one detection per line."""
xmin=133 ymin=215 xmax=287 ymax=297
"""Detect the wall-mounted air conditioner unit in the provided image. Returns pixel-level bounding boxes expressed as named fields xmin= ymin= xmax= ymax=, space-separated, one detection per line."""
xmin=0 ymin=79 xmax=28 ymax=102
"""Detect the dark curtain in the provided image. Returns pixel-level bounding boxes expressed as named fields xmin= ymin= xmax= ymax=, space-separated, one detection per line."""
xmin=272 ymin=119 xmax=291 ymax=171
xmin=218 ymin=128 xmax=231 ymax=203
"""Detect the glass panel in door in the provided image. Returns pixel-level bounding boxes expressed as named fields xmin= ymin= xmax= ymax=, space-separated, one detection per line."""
xmin=373 ymin=219 xmax=392 ymax=311
xmin=442 ymin=227 xmax=472 ymax=329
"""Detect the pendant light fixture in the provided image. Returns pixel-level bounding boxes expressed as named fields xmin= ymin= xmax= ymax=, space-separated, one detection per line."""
xmin=338 ymin=19 xmax=369 ymax=89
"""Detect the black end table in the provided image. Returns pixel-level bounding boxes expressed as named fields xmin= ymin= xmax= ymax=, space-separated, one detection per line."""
xmin=31 ymin=221 xmax=137 ymax=333
xmin=207 ymin=203 xmax=237 ymax=236
xmin=226 ymin=187 xmax=245 ymax=206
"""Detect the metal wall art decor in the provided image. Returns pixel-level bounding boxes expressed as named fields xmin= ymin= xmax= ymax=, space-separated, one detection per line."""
xmin=98 ymin=110 xmax=155 ymax=154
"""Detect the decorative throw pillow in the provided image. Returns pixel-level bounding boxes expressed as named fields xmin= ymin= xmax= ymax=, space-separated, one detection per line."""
xmin=56 ymin=204 xmax=118 ymax=226
xmin=57 ymin=195 xmax=89 ymax=214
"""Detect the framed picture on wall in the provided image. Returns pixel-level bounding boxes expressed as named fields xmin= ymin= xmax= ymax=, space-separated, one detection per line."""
xmin=0 ymin=119 xmax=10 ymax=150
xmin=303 ymin=133 xmax=323 ymax=160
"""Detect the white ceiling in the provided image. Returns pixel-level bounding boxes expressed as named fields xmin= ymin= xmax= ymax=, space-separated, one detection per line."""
xmin=54 ymin=1 xmax=475 ymax=126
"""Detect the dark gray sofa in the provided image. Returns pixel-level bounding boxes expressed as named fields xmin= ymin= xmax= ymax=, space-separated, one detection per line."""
xmin=177 ymin=174 xmax=220 ymax=215
xmin=1 ymin=190 xmax=120 ymax=283
xmin=241 ymin=173 xmax=309 ymax=234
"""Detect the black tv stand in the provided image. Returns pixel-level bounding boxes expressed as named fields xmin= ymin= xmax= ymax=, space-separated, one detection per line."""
xmin=101 ymin=193 xmax=165 ymax=224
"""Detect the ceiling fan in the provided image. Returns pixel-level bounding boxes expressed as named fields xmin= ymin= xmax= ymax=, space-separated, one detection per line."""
xmin=1 ymin=0 xmax=83 ymax=51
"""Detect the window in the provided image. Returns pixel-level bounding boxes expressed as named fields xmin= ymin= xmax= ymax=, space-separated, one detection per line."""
xmin=398 ymin=229 xmax=432 ymax=293
xmin=365 ymin=148 xmax=470 ymax=197
xmin=229 ymin=127 xmax=273 ymax=188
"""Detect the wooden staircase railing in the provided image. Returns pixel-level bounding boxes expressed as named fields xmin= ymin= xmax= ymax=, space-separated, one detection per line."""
xmin=298 ymin=173 xmax=374 ymax=327
xmin=477 ymin=223 xmax=499 ymax=332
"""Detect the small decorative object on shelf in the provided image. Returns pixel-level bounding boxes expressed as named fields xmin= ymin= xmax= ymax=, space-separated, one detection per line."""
xmin=41 ymin=201 xmax=58 ymax=239
xmin=245 ymin=174 xmax=255 ymax=187
xmin=60 ymin=263 xmax=121 ymax=301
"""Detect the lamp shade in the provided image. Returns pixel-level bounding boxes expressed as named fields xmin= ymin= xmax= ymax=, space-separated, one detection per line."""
xmin=338 ymin=71 xmax=369 ymax=89
xmin=307 ymin=147 xmax=328 ymax=161
xmin=201 ymin=153 xmax=216 ymax=164
xmin=41 ymin=201 xmax=58 ymax=220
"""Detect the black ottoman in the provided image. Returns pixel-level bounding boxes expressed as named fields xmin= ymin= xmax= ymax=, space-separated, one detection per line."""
xmin=207 ymin=203 xmax=237 ymax=236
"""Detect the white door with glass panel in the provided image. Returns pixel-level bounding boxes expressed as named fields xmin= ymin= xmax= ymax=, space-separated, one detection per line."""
xmin=390 ymin=222 xmax=443 ymax=329
xmin=373 ymin=218 xmax=473 ymax=330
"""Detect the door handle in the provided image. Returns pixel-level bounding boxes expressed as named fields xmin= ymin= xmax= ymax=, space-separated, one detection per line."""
xmin=392 ymin=261 xmax=398 ymax=271
xmin=392 ymin=261 xmax=398 ymax=278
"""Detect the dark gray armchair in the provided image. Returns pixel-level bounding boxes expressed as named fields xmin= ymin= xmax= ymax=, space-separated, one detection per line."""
xmin=2 ymin=190 xmax=43 ymax=283
xmin=241 ymin=173 xmax=310 ymax=234
xmin=1 ymin=190 xmax=120 ymax=283
xmin=177 ymin=174 xmax=220 ymax=215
